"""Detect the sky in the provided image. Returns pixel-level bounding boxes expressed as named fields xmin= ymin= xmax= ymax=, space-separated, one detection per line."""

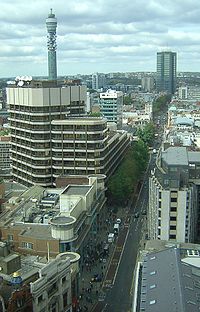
xmin=1 ymin=0 xmax=200 ymax=77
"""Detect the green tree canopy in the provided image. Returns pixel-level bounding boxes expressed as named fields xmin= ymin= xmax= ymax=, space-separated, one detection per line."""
xmin=136 ymin=122 xmax=156 ymax=146
xmin=107 ymin=140 xmax=149 ymax=206
xmin=123 ymin=95 xmax=132 ymax=105
xmin=153 ymin=94 xmax=171 ymax=115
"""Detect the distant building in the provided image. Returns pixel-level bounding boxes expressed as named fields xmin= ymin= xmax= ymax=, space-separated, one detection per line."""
xmin=178 ymin=86 xmax=188 ymax=99
xmin=99 ymin=90 xmax=123 ymax=128
xmin=46 ymin=9 xmax=57 ymax=80
xmin=92 ymin=72 xmax=106 ymax=90
xmin=141 ymin=76 xmax=155 ymax=92
xmin=156 ymin=51 xmax=177 ymax=94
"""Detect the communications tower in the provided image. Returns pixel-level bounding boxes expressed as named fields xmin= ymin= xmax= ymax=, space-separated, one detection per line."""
xmin=46 ymin=9 xmax=57 ymax=80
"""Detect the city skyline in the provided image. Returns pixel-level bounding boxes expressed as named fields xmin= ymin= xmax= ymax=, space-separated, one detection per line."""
xmin=1 ymin=0 xmax=200 ymax=77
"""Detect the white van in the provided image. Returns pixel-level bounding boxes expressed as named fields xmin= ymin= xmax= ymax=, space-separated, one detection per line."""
xmin=114 ymin=223 xmax=119 ymax=234
xmin=108 ymin=233 xmax=115 ymax=243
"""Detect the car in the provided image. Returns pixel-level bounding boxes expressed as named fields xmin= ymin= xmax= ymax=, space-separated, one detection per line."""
xmin=134 ymin=212 xmax=139 ymax=218
xmin=142 ymin=210 xmax=147 ymax=215
xmin=91 ymin=274 xmax=102 ymax=283
xmin=116 ymin=218 xmax=121 ymax=224
xmin=98 ymin=291 xmax=106 ymax=301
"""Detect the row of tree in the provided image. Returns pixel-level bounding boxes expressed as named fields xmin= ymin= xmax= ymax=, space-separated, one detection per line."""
xmin=107 ymin=140 xmax=149 ymax=206
xmin=152 ymin=94 xmax=171 ymax=115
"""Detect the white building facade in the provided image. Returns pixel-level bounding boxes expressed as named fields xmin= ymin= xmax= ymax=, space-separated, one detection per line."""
xmin=148 ymin=147 xmax=199 ymax=243
xmin=99 ymin=90 xmax=123 ymax=128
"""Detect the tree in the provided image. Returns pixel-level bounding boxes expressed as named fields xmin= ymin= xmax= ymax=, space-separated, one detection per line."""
xmin=153 ymin=94 xmax=171 ymax=115
xmin=123 ymin=95 xmax=132 ymax=105
xmin=137 ymin=122 xmax=156 ymax=146
xmin=107 ymin=140 xmax=149 ymax=206
xmin=89 ymin=112 xmax=102 ymax=117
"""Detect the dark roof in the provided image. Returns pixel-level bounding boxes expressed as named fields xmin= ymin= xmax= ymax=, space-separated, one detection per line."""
xmin=139 ymin=248 xmax=200 ymax=312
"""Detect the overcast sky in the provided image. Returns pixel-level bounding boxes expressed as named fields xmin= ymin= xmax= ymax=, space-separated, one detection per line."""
xmin=1 ymin=0 xmax=200 ymax=77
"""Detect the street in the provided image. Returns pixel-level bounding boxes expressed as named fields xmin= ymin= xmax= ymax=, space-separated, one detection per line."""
xmin=91 ymin=153 xmax=156 ymax=312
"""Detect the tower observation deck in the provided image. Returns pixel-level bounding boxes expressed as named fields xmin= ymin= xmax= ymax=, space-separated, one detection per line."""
xmin=46 ymin=9 xmax=57 ymax=80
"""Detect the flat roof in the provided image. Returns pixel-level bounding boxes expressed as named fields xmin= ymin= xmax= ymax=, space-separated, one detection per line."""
xmin=162 ymin=147 xmax=188 ymax=166
xmin=19 ymin=224 xmax=55 ymax=240
xmin=63 ymin=185 xmax=91 ymax=196
xmin=188 ymin=151 xmax=200 ymax=163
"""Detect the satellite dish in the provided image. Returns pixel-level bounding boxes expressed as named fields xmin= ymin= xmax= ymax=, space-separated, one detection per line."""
xmin=18 ymin=80 xmax=24 ymax=87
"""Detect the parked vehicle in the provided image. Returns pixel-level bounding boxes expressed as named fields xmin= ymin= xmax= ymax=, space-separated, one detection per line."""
xmin=116 ymin=218 xmax=121 ymax=224
xmin=103 ymin=244 xmax=109 ymax=256
xmin=113 ymin=223 xmax=119 ymax=235
xmin=134 ymin=212 xmax=139 ymax=218
xmin=108 ymin=233 xmax=115 ymax=243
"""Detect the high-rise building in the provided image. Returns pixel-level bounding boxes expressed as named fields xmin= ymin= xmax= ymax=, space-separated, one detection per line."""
xmin=141 ymin=76 xmax=155 ymax=92
xmin=46 ymin=9 xmax=57 ymax=80
xmin=51 ymin=117 xmax=129 ymax=179
xmin=92 ymin=72 xmax=106 ymax=90
xmin=99 ymin=90 xmax=123 ymax=128
xmin=156 ymin=51 xmax=177 ymax=94
xmin=7 ymin=80 xmax=129 ymax=186
xmin=8 ymin=80 xmax=87 ymax=187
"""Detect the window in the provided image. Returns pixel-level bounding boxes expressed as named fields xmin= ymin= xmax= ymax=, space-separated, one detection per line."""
xmin=170 ymin=207 xmax=177 ymax=212
xmin=38 ymin=294 xmax=43 ymax=304
xmin=150 ymin=271 xmax=156 ymax=275
xmin=158 ymin=210 xmax=161 ymax=217
xmin=169 ymin=234 xmax=176 ymax=239
xmin=62 ymin=276 xmax=66 ymax=284
xmin=21 ymin=242 xmax=33 ymax=249
xmin=63 ymin=291 xmax=68 ymax=308
xmin=7 ymin=234 xmax=13 ymax=241
xmin=170 ymin=225 xmax=176 ymax=230
xmin=171 ymin=198 xmax=177 ymax=202
xmin=170 ymin=216 xmax=176 ymax=221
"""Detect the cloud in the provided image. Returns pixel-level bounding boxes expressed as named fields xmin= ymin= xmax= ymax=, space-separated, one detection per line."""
xmin=0 ymin=0 xmax=200 ymax=77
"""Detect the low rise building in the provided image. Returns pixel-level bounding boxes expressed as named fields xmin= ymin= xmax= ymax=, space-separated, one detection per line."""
xmin=0 ymin=174 xmax=106 ymax=257
xmin=0 ymin=251 xmax=80 ymax=312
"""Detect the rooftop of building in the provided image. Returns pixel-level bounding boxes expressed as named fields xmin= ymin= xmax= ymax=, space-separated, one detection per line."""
xmin=51 ymin=116 xmax=107 ymax=125
xmin=162 ymin=146 xmax=188 ymax=166
xmin=51 ymin=215 xmax=76 ymax=225
xmin=7 ymin=78 xmax=84 ymax=89
xmin=139 ymin=241 xmax=200 ymax=312
xmin=18 ymin=224 xmax=54 ymax=240
xmin=175 ymin=116 xmax=194 ymax=126
xmin=63 ymin=185 xmax=91 ymax=196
